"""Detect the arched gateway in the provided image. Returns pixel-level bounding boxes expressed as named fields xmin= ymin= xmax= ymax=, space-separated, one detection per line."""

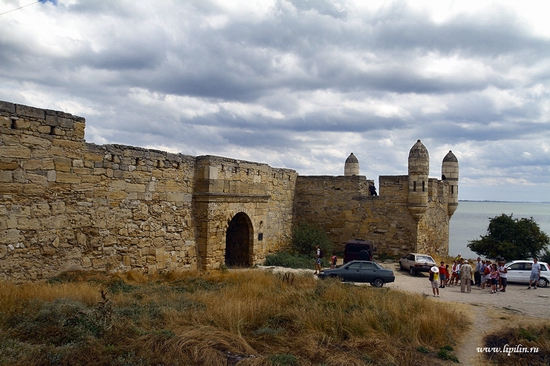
xmin=225 ymin=212 xmax=253 ymax=267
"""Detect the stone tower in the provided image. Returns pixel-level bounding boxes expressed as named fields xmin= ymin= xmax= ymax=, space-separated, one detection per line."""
xmin=344 ymin=153 xmax=360 ymax=176
xmin=407 ymin=140 xmax=429 ymax=221
xmin=442 ymin=150 xmax=459 ymax=217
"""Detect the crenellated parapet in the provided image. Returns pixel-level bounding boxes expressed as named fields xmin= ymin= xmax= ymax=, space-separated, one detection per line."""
xmin=0 ymin=100 xmax=458 ymax=280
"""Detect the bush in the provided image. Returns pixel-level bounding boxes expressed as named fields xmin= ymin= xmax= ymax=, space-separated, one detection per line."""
xmin=264 ymin=252 xmax=331 ymax=269
xmin=291 ymin=222 xmax=334 ymax=259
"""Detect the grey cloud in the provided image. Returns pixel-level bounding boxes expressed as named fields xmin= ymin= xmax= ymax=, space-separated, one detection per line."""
xmin=0 ymin=0 xmax=549 ymax=201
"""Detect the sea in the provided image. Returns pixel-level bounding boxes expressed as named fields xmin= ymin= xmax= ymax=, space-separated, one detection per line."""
xmin=449 ymin=201 xmax=550 ymax=259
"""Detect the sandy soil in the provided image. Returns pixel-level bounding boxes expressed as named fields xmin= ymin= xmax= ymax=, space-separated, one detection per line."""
xmin=258 ymin=261 xmax=550 ymax=365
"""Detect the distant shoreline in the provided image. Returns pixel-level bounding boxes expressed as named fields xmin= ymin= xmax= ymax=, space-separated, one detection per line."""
xmin=459 ymin=200 xmax=549 ymax=204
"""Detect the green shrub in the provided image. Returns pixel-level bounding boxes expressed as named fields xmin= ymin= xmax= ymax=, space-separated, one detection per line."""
xmin=291 ymin=222 xmax=334 ymax=258
xmin=264 ymin=252 xmax=314 ymax=268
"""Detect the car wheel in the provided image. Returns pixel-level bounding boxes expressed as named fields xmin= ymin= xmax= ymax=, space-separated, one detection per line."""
xmin=538 ymin=277 xmax=548 ymax=288
xmin=409 ymin=267 xmax=416 ymax=276
xmin=372 ymin=278 xmax=384 ymax=287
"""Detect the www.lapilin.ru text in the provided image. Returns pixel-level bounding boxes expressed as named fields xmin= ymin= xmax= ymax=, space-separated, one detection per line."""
xmin=477 ymin=344 xmax=539 ymax=357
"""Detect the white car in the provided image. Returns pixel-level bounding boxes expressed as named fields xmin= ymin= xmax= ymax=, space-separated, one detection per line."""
xmin=399 ymin=253 xmax=437 ymax=276
xmin=505 ymin=260 xmax=549 ymax=288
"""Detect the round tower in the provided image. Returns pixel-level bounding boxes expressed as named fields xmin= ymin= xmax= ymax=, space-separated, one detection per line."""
xmin=442 ymin=150 xmax=459 ymax=217
xmin=407 ymin=140 xmax=429 ymax=221
xmin=344 ymin=153 xmax=360 ymax=176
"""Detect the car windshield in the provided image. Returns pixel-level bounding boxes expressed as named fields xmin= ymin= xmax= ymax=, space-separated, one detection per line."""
xmin=417 ymin=256 xmax=434 ymax=262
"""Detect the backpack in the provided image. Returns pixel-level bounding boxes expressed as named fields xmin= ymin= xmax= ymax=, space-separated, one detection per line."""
xmin=318 ymin=249 xmax=323 ymax=258
xmin=484 ymin=266 xmax=490 ymax=275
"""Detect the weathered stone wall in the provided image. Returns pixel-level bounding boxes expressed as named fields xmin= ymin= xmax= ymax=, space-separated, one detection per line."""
xmin=1 ymin=100 xmax=455 ymax=281
xmin=193 ymin=155 xmax=297 ymax=269
xmin=0 ymin=101 xmax=297 ymax=280
xmin=294 ymin=174 xmax=452 ymax=256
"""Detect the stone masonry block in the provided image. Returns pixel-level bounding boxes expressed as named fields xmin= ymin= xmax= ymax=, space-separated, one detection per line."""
xmin=0 ymin=171 xmax=12 ymax=182
xmin=12 ymin=119 xmax=31 ymax=130
xmin=0 ymin=146 xmax=31 ymax=159
xmin=54 ymin=157 xmax=72 ymax=172
xmin=0 ymin=160 xmax=19 ymax=170
xmin=56 ymin=172 xmax=81 ymax=184
xmin=0 ymin=101 xmax=15 ymax=113
xmin=16 ymin=104 xmax=45 ymax=119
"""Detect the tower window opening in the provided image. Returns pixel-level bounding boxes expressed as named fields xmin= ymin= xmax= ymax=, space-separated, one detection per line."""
xmin=413 ymin=181 xmax=417 ymax=192
xmin=451 ymin=185 xmax=454 ymax=194
xmin=422 ymin=181 xmax=425 ymax=192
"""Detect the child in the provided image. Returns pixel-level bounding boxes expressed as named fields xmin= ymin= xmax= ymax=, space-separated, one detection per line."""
xmin=330 ymin=253 xmax=337 ymax=268
xmin=490 ymin=263 xmax=500 ymax=294
xmin=429 ymin=266 xmax=440 ymax=297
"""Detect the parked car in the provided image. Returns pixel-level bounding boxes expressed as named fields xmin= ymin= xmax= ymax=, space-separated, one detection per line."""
xmin=399 ymin=253 xmax=437 ymax=276
xmin=343 ymin=239 xmax=375 ymax=263
xmin=505 ymin=260 xmax=549 ymax=288
xmin=318 ymin=260 xmax=395 ymax=287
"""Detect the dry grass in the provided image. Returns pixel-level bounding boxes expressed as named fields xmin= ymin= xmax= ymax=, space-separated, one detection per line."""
xmin=481 ymin=324 xmax=550 ymax=365
xmin=0 ymin=269 xmax=468 ymax=365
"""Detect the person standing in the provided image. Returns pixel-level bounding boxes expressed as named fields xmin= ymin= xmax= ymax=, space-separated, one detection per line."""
xmin=438 ymin=261 xmax=447 ymax=288
xmin=480 ymin=260 xmax=489 ymax=290
xmin=451 ymin=261 xmax=459 ymax=286
xmin=314 ymin=245 xmax=322 ymax=274
xmin=528 ymin=258 xmax=541 ymax=289
xmin=330 ymin=253 xmax=337 ymax=269
xmin=483 ymin=260 xmax=492 ymax=289
xmin=474 ymin=257 xmax=482 ymax=286
xmin=498 ymin=261 xmax=508 ymax=292
xmin=460 ymin=259 xmax=472 ymax=293
xmin=490 ymin=263 xmax=500 ymax=293
xmin=429 ymin=266 xmax=440 ymax=297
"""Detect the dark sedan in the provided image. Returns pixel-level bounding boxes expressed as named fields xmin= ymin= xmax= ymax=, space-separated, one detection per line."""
xmin=318 ymin=260 xmax=395 ymax=287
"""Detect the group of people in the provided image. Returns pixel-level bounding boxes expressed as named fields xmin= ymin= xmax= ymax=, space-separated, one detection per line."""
xmin=429 ymin=255 xmax=474 ymax=296
xmin=313 ymin=245 xmax=338 ymax=275
xmin=473 ymin=257 xmax=508 ymax=293
xmin=430 ymin=255 xmax=501 ymax=296
xmin=429 ymin=255 xmax=543 ymax=296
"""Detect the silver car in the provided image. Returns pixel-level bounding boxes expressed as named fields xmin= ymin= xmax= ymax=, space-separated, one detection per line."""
xmin=399 ymin=253 xmax=437 ymax=276
xmin=505 ymin=260 xmax=549 ymax=288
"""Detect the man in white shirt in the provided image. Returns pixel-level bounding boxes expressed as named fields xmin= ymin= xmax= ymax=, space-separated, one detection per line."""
xmin=498 ymin=261 xmax=508 ymax=292
xmin=528 ymin=258 xmax=541 ymax=289
xmin=474 ymin=257 xmax=483 ymax=286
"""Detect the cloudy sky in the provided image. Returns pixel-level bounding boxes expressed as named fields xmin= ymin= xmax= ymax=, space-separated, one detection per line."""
xmin=1 ymin=0 xmax=549 ymax=202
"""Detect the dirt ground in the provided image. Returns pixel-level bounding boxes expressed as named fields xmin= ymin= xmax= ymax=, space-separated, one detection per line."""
xmin=259 ymin=261 xmax=550 ymax=365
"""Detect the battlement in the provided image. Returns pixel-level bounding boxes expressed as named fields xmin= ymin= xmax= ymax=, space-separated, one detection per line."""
xmin=0 ymin=100 xmax=457 ymax=280
xmin=0 ymin=101 xmax=85 ymax=142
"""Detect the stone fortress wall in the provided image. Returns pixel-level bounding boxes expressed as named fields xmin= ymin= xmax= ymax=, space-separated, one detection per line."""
xmin=0 ymin=101 xmax=458 ymax=281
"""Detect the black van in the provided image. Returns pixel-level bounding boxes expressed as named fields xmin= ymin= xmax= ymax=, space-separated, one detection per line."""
xmin=343 ymin=239 xmax=374 ymax=263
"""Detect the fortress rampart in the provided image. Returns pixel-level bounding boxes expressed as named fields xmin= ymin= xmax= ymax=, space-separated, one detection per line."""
xmin=0 ymin=101 xmax=457 ymax=280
